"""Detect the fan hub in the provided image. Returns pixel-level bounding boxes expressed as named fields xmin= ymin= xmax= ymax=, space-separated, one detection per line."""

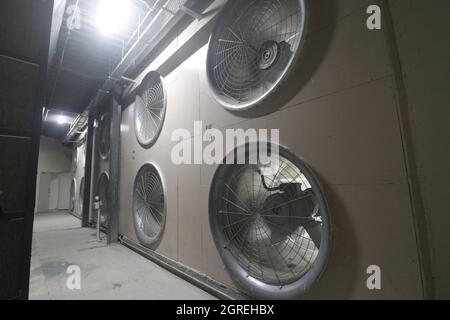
xmin=258 ymin=41 xmax=280 ymax=70
xmin=261 ymin=193 xmax=294 ymax=224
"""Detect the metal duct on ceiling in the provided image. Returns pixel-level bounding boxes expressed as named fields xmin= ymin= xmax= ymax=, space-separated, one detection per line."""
xmin=65 ymin=0 xmax=213 ymax=142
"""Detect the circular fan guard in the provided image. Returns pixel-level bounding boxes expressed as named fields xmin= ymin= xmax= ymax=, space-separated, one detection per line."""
xmin=98 ymin=113 xmax=111 ymax=159
xmin=70 ymin=180 xmax=75 ymax=213
xmin=206 ymin=0 xmax=308 ymax=110
xmin=97 ymin=173 xmax=110 ymax=227
xmin=134 ymin=71 xmax=167 ymax=147
xmin=132 ymin=163 xmax=166 ymax=246
xmin=209 ymin=144 xmax=330 ymax=298
xmin=72 ymin=147 xmax=78 ymax=172
xmin=79 ymin=177 xmax=85 ymax=216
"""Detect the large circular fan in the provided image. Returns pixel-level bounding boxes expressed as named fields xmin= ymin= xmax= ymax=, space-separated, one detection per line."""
xmin=72 ymin=147 xmax=78 ymax=172
xmin=98 ymin=113 xmax=111 ymax=159
xmin=70 ymin=179 xmax=75 ymax=213
xmin=209 ymin=143 xmax=330 ymax=299
xmin=134 ymin=71 xmax=167 ymax=147
xmin=97 ymin=173 xmax=110 ymax=227
xmin=132 ymin=163 xmax=166 ymax=247
xmin=79 ymin=177 xmax=85 ymax=216
xmin=207 ymin=0 xmax=308 ymax=110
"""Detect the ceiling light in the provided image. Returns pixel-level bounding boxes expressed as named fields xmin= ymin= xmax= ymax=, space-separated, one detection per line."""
xmin=56 ymin=115 xmax=69 ymax=125
xmin=96 ymin=0 xmax=130 ymax=36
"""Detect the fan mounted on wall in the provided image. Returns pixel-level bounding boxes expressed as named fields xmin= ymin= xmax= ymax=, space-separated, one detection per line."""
xmin=209 ymin=143 xmax=331 ymax=299
xmin=72 ymin=146 xmax=78 ymax=172
xmin=206 ymin=0 xmax=308 ymax=111
xmin=132 ymin=163 xmax=166 ymax=247
xmin=79 ymin=177 xmax=85 ymax=217
xmin=98 ymin=113 xmax=111 ymax=159
xmin=134 ymin=71 xmax=167 ymax=147
xmin=70 ymin=179 xmax=75 ymax=213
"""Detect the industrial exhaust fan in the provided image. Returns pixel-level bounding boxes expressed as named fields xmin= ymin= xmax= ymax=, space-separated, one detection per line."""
xmin=206 ymin=0 xmax=308 ymax=110
xmin=134 ymin=71 xmax=167 ymax=147
xmin=72 ymin=146 xmax=78 ymax=172
xmin=132 ymin=163 xmax=166 ymax=247
xmin=79 ymin=177 xmax=85 ymax=217
xmin=70 ymin=179 xmax=75 ymax=214
xmin=98 ymin=113 xmax=111 ymax=160
xmin=209 ymin=143 xmax=331 ymax=299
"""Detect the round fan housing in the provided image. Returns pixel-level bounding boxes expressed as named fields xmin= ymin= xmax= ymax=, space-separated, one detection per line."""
xmin=206 ymin=0 xmax=308 ymax=110
xmin=98 ymin=113 xmax=111 ymax=159
xmin=72 ymin=147 xmax=78 ymax=172
xmin=97 ymin=173 xmax=110 ymax=227
xmin=70 ymin=179 xmax=75 ymax=213
xmin=134 ymin=71 xmax=167 ymax=147
xmin=132 ymin=163 xmax=166 ymax=247
xmin=209 ymin=143 xmax=331 ymax=299
xmin=79 ymin=177 xmax=85 ymax=216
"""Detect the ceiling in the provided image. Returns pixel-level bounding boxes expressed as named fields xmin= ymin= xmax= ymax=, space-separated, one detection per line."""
xmin=43 ymin=0 xmax=151 ymax=140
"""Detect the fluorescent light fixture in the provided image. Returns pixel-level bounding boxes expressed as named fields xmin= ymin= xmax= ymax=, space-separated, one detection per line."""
xmin=96 ymin=0 xmax=130 ymax=36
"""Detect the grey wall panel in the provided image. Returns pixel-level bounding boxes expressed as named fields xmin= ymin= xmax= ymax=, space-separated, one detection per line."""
xmin=283 ymin=1 xmax=393 ymax=111
xmin=303 ymin=183 xmax=422 ymax=299
xmin=117 ymin=0 xmax=426 ymax=298
xmin=389 ymin=0 xmax=450 ymax=299
xmin=270 ymin=77 xmax=407 ymax=186
xmin=0 ymin=59 xmax=39 ymax=133
xmin=0 ymin=0 xmax=50 ymax=62
xmin=0 ymin=137 xmax=31 ymax=212
xmin=119 ymin=106 xmax=135 ymax=239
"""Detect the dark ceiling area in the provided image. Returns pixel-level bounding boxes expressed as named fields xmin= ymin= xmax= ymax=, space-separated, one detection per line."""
xmin=42 ymin=0 xmax=148 ymax=140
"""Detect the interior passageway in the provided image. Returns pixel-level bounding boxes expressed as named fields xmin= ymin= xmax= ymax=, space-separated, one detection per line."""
xmin=30 ymin=212 xmax=214 ymax=300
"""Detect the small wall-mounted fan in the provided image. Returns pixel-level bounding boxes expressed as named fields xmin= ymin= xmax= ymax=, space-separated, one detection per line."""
xmin=132 ymin=163 xmax=166 ymax=247
xmin=209 ymin=143 xmax=330 ymax=299
xmin=81 ymin=143 xmax=86 ymax=168
xmin=206 ymin=0 xmax=308 ymax=111
xmin=79 ymin=177 xmax=85 ymax=216
xmin=70 ymin=179 xmax=75 ymax=213
xmin=72 ymin=146 xmax=78 ymax=172
xmin=97 ymin=173 xmax=110 ymax=227
xmin=134 ymin=71 xmax=167 ymax=147
xmin=98 ymin=113 xmax=111 ymax=160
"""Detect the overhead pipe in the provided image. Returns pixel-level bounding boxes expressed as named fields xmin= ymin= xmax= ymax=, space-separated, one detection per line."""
xmin=65 ymin=0 xmax=215 ymax=142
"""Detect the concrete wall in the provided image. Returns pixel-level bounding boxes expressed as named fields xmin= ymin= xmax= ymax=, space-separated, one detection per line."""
xmin=389 ymin=0 xmax=450 ymax=299
xmin=115 ymin=0 xmax=432 ymax=298
xmin=35 ymin=136 xmax=72 ymax=213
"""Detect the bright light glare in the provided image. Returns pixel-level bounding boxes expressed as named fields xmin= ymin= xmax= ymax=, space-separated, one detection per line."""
xmin=56 ymin=115 xmax=68 ymax=125
xmin=96 ymin=0 xmax=130 ymax=36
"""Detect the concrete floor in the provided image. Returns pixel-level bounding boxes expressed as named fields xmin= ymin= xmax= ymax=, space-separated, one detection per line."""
xmin=30 ymin=212 xmax=215 ymax=300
